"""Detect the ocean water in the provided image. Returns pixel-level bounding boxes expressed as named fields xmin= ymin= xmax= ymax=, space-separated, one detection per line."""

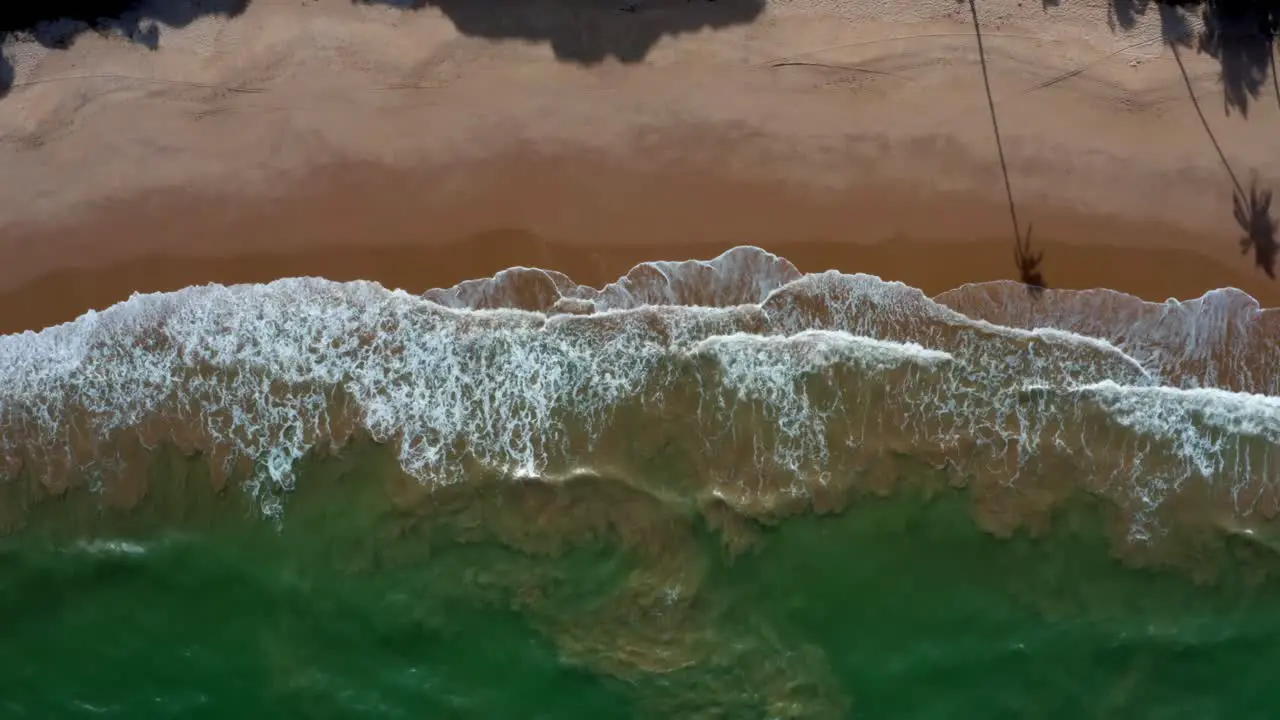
xmin=2 ymin=246 xmax=1280 ymax=718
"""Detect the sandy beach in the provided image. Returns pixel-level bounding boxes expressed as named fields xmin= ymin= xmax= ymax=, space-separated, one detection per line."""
xmin=0 ymin=0 xmax=1277 ymax=333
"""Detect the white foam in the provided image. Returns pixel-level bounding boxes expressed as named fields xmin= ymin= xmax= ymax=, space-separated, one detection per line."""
xmin=936 ymin=282 xmax=1279 ymax=394
xmin=691 ymin=331 xmax=953 ymax=478
xmin=0 ymin=247 xmax=1275 ymax=525
xmin=595 ymin=245 xmax=802 ymax=310
xmin=71 ymin=539 xmax=149 ymax=556
xmin=422 ymin=245 xmax=802 ymax=313
xmin=1080 ymin=381 xmax=1280 ymax=495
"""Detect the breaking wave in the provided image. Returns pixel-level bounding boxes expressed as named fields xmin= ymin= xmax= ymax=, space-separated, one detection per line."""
xmin=1 ymin=246 xmax=1278 ymax=543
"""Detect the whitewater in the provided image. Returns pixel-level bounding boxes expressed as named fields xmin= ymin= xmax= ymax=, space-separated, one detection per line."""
xmin=1 ymin=246 xmax=1277 ymax=543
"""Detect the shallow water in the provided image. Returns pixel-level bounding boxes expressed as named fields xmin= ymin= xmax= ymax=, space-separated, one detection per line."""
xmin=3 ymin=247 xmax=1280 ymax=717
xmin=6 ymin=441 xmax=1280 ymax=718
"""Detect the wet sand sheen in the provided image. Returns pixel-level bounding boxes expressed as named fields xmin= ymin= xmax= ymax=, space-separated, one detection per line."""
xmin=0 ymin=148 xmax=1275 ymax=336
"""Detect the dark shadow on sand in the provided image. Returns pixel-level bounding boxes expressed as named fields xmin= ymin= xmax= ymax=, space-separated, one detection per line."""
xmin=0 ymin=0 xmax=250 ymax=98
xmin=0 ymin=0 xmax=767 ymax=96
xmin=1171 ymin=39 xmax=1278 ymax=278
xmin=353 ymin=0 xmax=765 ymax=64
xmin=1194 ymin=0 xmax=1278 ymax=116
xmin=1234 ymin=181 xmax=1277 ymax=277
xmin=1272 ymin=39 xmax=1280 ymax=108
xmin=965 ymin=0 xmax=1047 ymax=296
xmin=1114 ymin=0 xmax=1278 ymax=116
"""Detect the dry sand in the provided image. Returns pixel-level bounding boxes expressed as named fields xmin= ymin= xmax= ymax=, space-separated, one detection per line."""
xmin=0 ymin=0 xmax=1278 ymax=334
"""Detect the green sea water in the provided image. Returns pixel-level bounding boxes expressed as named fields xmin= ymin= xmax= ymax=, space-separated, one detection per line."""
xmin=4 ymin=440 xmax=1280 ymax=719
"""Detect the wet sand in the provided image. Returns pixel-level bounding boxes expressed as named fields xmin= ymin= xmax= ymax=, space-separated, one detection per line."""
xmin=1 ymin=142 xmax=1277 ymax=336
xmin=1 ymin=0 xmax=1278 ymax=333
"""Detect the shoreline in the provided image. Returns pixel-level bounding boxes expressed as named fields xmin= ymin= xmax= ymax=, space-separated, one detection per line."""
xmin=0 ymin=146 xmax=1275 ymax=336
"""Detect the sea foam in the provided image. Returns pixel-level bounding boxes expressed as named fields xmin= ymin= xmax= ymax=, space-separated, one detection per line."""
xmin=0 ymin=247 xmax=1276 ymax=531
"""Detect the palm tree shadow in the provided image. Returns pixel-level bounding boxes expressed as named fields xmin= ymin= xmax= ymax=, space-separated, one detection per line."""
xmin=1193 ymin=0 xmax=1278 ymax=117
xmin=963 ymin=0 xmax=1048 ymax=298
xmin=1015 ymin=225 xmax=1048 ymax=297
xmin=1235 ymin=181 xmax=1277 ymax=278
xmin=1171 ymin=38 xmax=1278 ymax=280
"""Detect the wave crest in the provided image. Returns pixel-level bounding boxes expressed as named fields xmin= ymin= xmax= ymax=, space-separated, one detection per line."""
xmin=1 ymin=246 xmax=1276 ymax=542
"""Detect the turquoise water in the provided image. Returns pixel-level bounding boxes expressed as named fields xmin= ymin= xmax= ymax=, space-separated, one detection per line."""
xmin=2 ymin=445 xmax=638 ymax=718
xmin=4 ymin=442 xmax=1280 ymax=718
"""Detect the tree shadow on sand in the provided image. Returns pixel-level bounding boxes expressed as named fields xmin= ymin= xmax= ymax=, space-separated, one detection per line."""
xmin=0 ymin=0 xmax=761 ymax=96
xmin=1235 ymin=180 xmax=1277 ymax=278
xmin=1170 ymin=38 xmax=1278 ymax=278
xmin=1194 ymin=0 xmax=1278 ymax=116
xmin=353 ymin=0 xmax=764 ymax=64
xmin=0 ymin=0 xmax=250 ymax=98
xmin=1111 ymin=0 xmax=1277 ymax=116
xmin=965 ymin=0 xmax=1048 ymax=297
xmin=1014 ymin=225 xmax=1048 ymax=296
